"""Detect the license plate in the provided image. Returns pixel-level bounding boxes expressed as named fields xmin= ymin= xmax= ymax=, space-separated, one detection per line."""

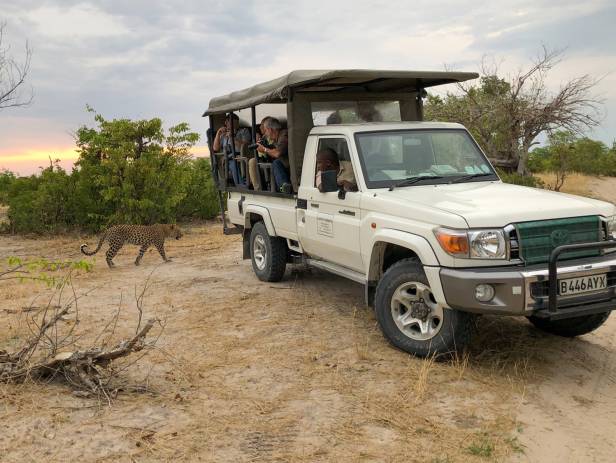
xmin=559 ymin=274 xmax=607 ymax=296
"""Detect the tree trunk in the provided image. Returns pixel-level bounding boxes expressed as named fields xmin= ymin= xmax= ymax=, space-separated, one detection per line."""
xmin=517 ymin=136 xmax=535 ymax=176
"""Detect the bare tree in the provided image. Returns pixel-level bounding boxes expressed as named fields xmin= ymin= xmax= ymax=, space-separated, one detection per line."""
xmin=0 ymin=21 xmax=33 ymax=110
xmin=429 ymin=47 xmax=603 ymax=175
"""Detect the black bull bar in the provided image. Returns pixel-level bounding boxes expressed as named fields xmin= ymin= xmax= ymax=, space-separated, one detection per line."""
xmin=539 ymin=239 xmax=616 ymax=320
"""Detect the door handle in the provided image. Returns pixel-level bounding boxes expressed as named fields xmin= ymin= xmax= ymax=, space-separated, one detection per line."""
xmin=311 ymin=203 xmax=319 ymax=208
xmin=339 ymin=209 xmax=355 ymax=216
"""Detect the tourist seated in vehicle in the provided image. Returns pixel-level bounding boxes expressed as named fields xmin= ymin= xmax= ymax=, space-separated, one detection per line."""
xmin=228 ymin=128 xmax=251 ymax=187
xmin=326 ymin=111 xmax=342 ymax=124
xmin=315 ymin=148 xmax=339 ymax=192
xmin=247 ymin=117 xmax=273 ymax=190
xmin=357 ymin=102 xmax=383 ymax=122
xmin=212 ymin=113 xmax=241 ymax=186
xmin=212 ymin=113 xmax=239 ymax=152
xmin=338 ymin=159 xmax=358 ymax=192
xmin=255 ymin=117 xmax=292 ymax=194
xmin=315 ymin=148 xmax=358 ymax=193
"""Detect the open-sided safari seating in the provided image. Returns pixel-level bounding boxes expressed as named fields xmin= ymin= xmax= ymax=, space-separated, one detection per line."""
xmin=203 ymin=69 xmax=478 ymax=195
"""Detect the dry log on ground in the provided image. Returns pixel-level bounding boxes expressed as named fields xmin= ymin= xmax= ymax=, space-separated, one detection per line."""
xmin=0 ymin=319 xmax=156 ymax=389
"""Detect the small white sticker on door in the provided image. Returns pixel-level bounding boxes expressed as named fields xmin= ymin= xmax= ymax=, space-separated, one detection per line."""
xmin=317 ymin=217 xmax=334 ymax=237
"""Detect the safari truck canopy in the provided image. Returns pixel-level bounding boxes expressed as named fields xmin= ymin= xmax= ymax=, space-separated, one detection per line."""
xmin=203 ymin=69 xmax=479 ymax=190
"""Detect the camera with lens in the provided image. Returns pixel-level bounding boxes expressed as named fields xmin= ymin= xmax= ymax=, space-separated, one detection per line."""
xmin=248 ymin=139 xmax=275 ymax=151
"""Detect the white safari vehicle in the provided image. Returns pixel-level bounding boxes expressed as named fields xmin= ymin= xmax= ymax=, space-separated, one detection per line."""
xmin=204 ymin=70 xmax=616 ymax=357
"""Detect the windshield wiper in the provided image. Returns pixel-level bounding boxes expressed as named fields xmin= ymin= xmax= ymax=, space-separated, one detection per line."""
xmin=388 ymin=175 xmax=444 ymax=191
xmin=450 ymin=172 xmax=495 ymax=184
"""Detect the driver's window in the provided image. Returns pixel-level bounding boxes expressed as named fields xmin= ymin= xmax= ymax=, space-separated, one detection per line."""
xmin=315 ymin=138 xmax=358 ymax=192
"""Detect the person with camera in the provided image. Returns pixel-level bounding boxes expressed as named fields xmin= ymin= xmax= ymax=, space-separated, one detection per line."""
xmin=247 ymin=117 xmax=272 ymax=190
xmin=256 ymin=117 xmax=292 ymax=194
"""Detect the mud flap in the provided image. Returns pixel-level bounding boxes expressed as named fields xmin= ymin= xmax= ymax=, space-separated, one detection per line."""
xmin=243 ymin=229 xmax=251 ymax=259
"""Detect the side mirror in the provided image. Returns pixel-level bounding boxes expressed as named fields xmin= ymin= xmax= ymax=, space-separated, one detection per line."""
xmin=320 ymin=170 xmax=338 ymax=193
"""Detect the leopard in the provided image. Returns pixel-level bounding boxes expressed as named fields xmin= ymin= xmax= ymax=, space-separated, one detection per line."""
xmin=80 ymin=224 xmax=183 ymax=268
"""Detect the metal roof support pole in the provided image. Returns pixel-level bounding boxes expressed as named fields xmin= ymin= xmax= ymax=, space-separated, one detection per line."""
xmin=416 ymin=83 xmax=425 ymax=121
xmin=227 ymin=111 xmax=237 ymax=189
xmin=251 ymin=106 xmax=257 ymax=143
xmin=229 ymin=111 xmax=236 ymax=156
xmin=210 ymin=114 xmax=229 ymax=233
xmin=207 ymin=115 xmax=216 ymax=175
xmin=249 ymin=106 xmax=263 ymax=190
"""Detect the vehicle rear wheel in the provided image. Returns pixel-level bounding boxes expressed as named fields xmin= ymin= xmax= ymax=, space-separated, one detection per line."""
xmin=528 ymin=311 xmax=611 ymax=337
xmin=374 ymin=258 xmax=476 ymax=358
xmin=250 ymin=221 xmax=287 ymax=282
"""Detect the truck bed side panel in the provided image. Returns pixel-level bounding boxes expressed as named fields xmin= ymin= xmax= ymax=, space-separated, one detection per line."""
xmin=228 ymin=192 xmax=298 ymax=240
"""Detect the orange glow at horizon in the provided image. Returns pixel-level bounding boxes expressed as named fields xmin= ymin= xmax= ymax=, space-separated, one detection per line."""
xmin=0 ymin=145 xmax=210 ymax=175
xmin=0 ymin=147 xmax=79 ymax=164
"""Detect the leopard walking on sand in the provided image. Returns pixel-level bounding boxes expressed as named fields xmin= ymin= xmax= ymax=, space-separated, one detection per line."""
xmin=81 ymin=224 xmax=183 ymax=268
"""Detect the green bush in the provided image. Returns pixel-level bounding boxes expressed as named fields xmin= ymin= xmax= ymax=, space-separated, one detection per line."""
xmin=496 ymin=169 xmax=544 ymax=188
xmin=176 ymin=157 xmax=221 ymax=220
xmin=0 ymin=169 xmax=16 ymax=204
xmin=3 ymin=110 xmax=220 ymax=234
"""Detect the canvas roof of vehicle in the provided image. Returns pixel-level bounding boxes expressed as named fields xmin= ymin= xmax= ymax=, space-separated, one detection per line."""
xmin=202 ymin=69 xmax=479 ymax=116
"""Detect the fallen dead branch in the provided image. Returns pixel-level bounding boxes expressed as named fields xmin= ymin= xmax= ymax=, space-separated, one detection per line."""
xmin=0 ymin=263 xmax=162 ymax=398
xmin=0 ymin=318 xmax=156 ymax=388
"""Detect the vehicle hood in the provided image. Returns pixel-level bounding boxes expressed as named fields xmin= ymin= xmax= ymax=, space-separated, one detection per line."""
xmin=378 ymin=181 xmax=615 ymax=227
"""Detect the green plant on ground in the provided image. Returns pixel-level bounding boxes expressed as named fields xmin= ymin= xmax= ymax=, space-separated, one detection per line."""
xmin=466 ymin=434 xmax=495 ymax=458
xmin=3 ymin=257 xmax=92 ymax=287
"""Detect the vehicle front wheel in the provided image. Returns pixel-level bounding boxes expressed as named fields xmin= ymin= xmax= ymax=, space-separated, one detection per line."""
xmin=374 ymin=259 xmax=476 ymax=358
xmin=250 ymin=221 xmax=287 ymax=282
xmin=528 ymin=311 xmax=611 ymax=337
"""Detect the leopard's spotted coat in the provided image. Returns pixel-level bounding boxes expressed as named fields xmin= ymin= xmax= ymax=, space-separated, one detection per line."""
xmin=80 ymin=224 xmax=182 ymax=268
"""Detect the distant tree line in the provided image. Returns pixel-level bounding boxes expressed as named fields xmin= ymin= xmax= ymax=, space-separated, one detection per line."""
xmin=528 ymin=131 xmax=616 ymax=190
xmin=0 ymin=110 xmax=219 ymax=234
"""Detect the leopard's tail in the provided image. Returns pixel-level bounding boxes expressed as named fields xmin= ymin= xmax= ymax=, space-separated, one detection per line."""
xmin=81 ymin=230 xmax=108 ymax=256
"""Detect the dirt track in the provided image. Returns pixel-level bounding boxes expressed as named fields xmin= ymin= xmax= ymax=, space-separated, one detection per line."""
xmin=1 ymin=221 xmax=615 ymax=462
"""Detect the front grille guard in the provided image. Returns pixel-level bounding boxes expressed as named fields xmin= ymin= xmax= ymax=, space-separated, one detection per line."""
xmin=546 ymin=240 xmax=616 ymax=317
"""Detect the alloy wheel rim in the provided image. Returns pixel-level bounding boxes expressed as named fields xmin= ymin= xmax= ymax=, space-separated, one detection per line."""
xmin=253 ymin=235 xmax=267 ymax=270
xmin=390 ymin=281 xmax=443 ymax=341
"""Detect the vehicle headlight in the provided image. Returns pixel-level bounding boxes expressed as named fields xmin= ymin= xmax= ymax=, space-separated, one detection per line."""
xmin=469 ymin=230 xmax=506 ymax=259
xmin=435 ymin=228 xmax=507 ymax=259
xmin=605 ymin=215 xmax=616 ymax=240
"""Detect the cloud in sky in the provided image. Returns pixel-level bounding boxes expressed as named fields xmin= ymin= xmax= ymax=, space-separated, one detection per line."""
xmin=0 ymin=0 xmax=615 ymax=174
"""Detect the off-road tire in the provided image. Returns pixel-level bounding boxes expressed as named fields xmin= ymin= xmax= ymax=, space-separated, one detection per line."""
xmin=528 ymin=311 xmax=611 ymax=337
xmin=250 ymin=222 xmax=287 ymax=282
xmin=374 ymin=258 xmax=476 ymax=358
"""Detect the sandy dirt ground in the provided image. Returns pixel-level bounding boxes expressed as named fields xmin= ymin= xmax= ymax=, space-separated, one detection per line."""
xmin=1 ymin=218 xmax=615 ymax=462
xmin=507 ymin=176 xmax=616 ymax=463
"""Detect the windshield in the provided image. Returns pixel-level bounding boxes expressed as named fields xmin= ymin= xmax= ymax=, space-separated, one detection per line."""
xmin=355 ymin=129 xmax=498 ymax=189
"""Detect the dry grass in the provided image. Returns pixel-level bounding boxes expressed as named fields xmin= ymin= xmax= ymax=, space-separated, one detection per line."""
xmin=0 ymin=222 xmax=544 ymax=462
xmin=535 ymin=172 xmax=592 ymax=197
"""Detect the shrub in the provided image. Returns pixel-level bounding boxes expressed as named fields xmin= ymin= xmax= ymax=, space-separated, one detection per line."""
xmin=3 ymin=110 xmax=220 ymax=234
xmin=496 ymin=169 xmax=544 ymax=188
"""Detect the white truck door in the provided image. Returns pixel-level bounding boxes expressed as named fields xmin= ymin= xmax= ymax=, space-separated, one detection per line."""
xmin=297 ymin=136 xmax=363 ymax=272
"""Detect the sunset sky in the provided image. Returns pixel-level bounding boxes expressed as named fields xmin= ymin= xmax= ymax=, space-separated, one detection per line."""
xmin=1 ymin=0 xmax=615 ymax=175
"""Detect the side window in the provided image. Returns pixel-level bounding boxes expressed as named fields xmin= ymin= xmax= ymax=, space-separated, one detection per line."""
xmin=315 ymin=138 xmax=357 ymax=190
